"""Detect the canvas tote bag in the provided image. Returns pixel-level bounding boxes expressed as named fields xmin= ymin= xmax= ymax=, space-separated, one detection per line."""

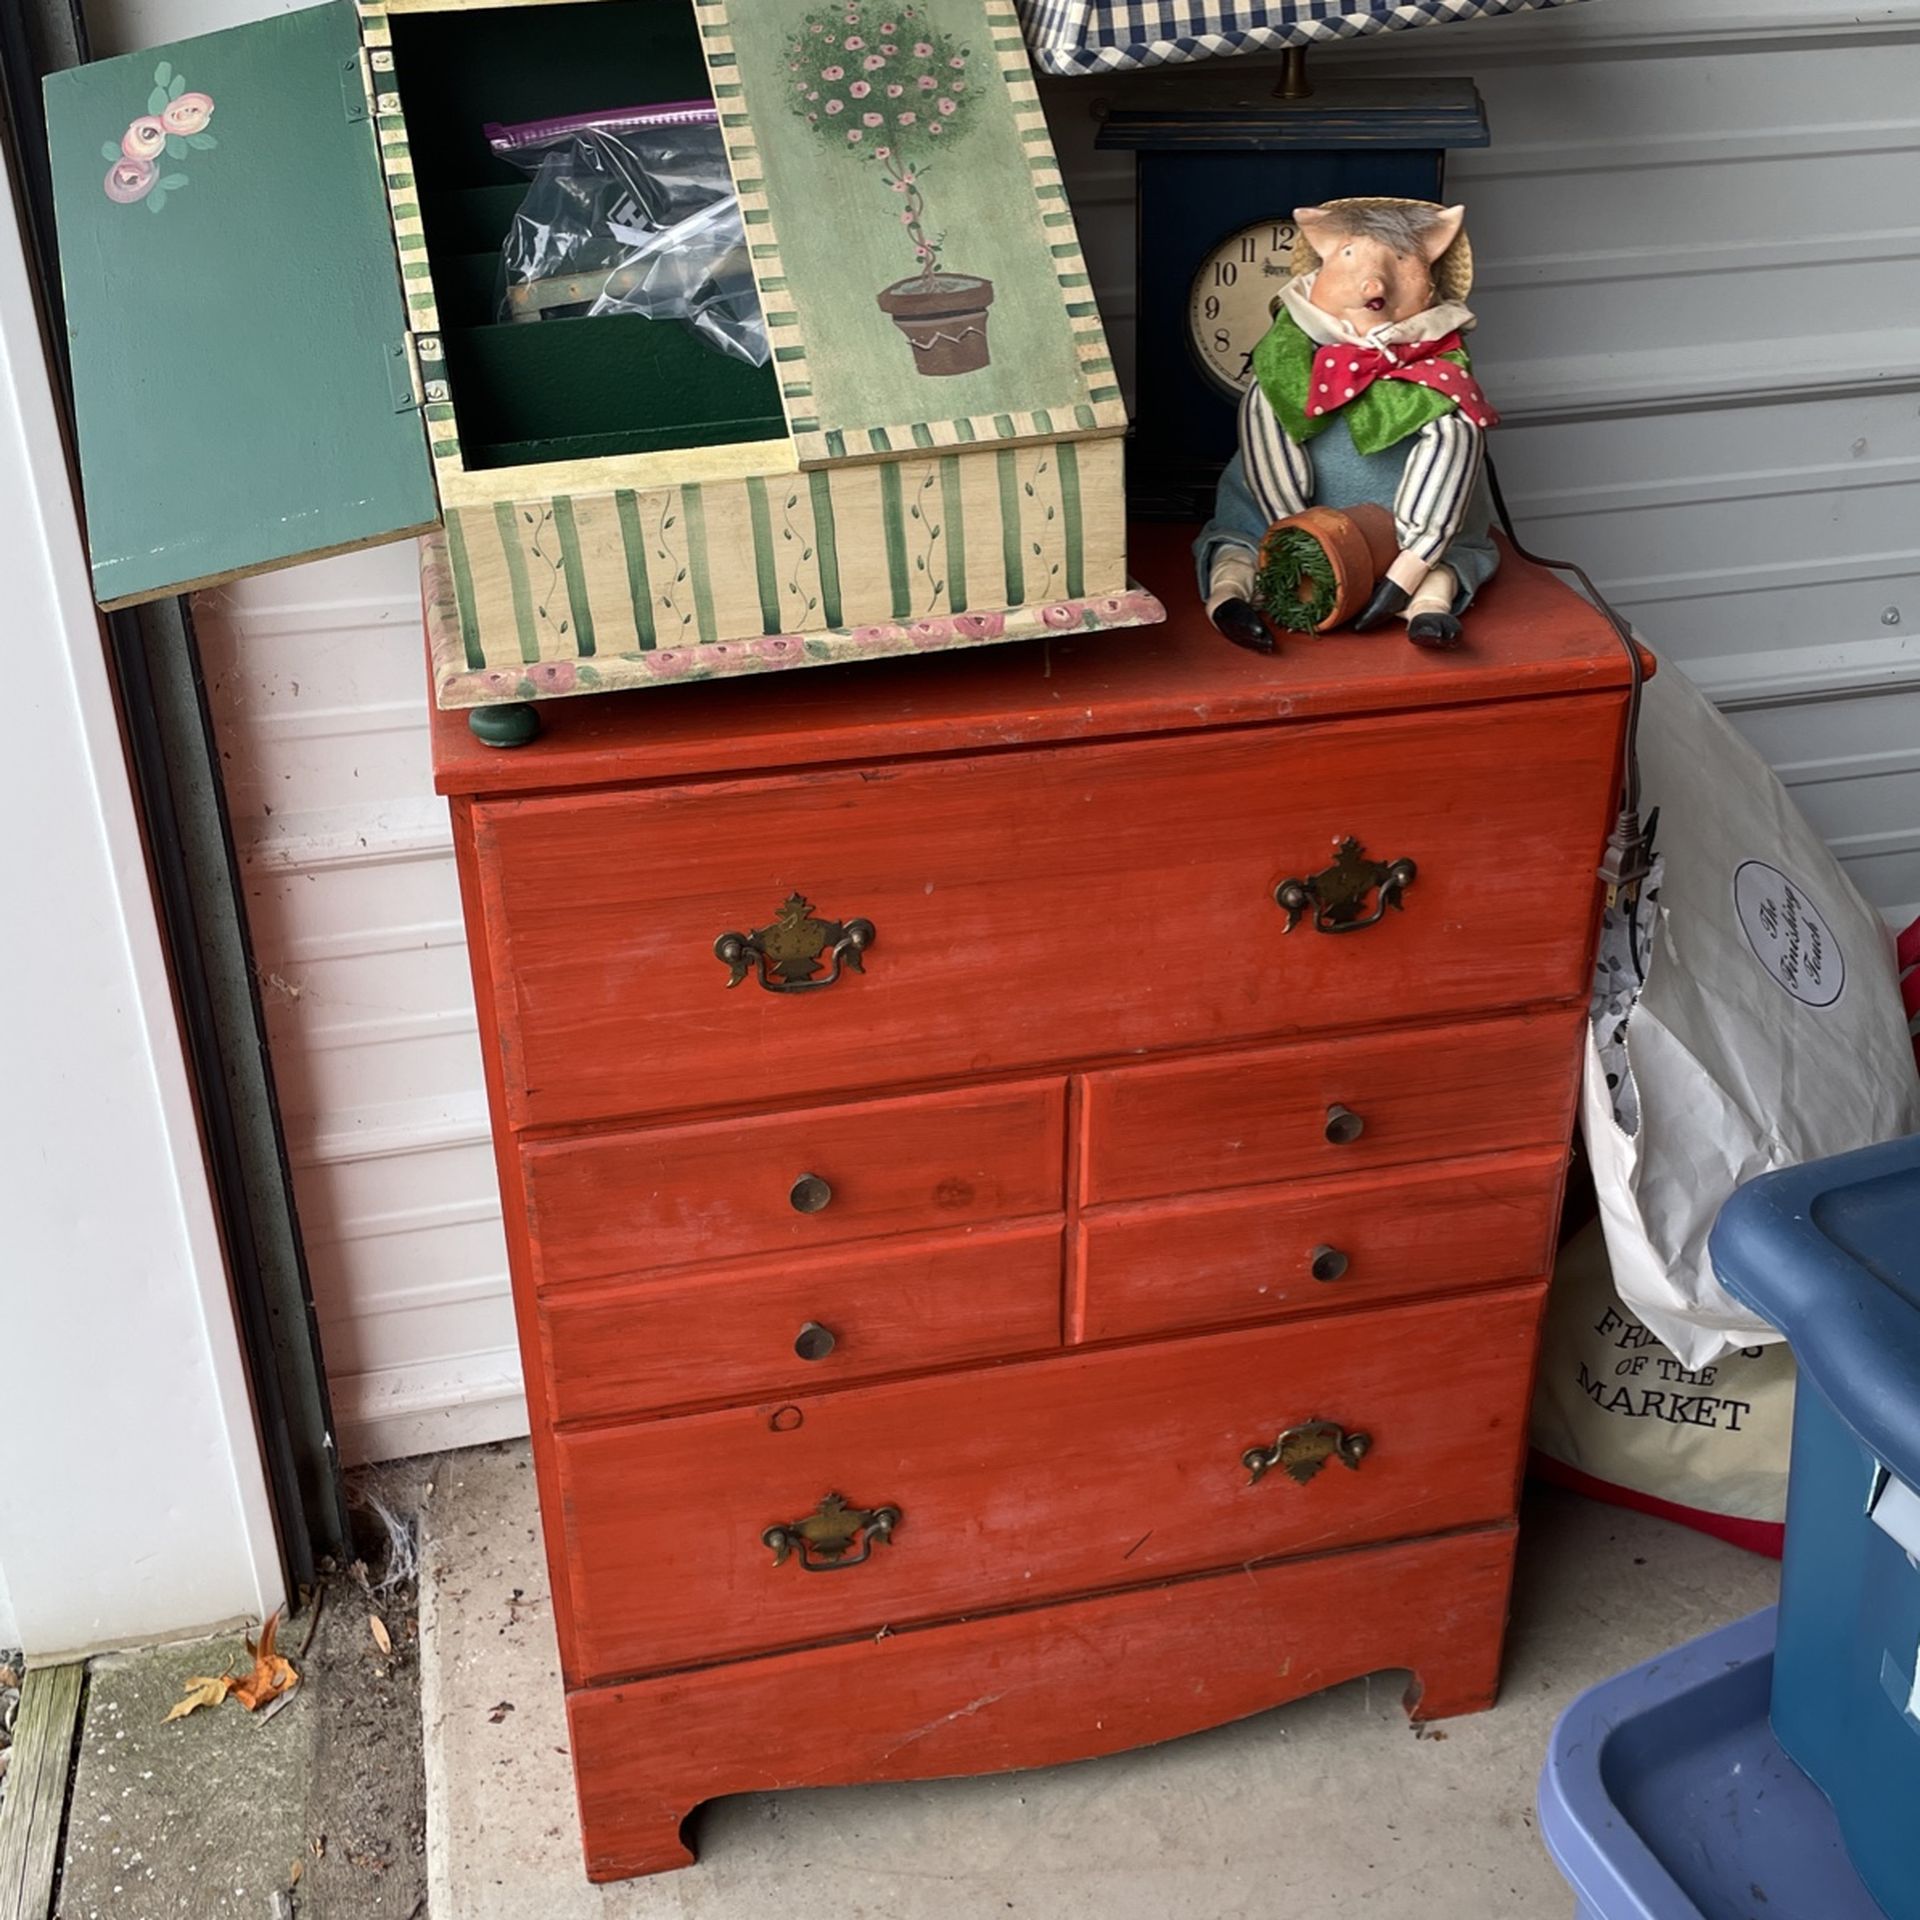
xmin=1533 ymin=1217 xmax=1794 ymax=1552
xmin=1580 ymin=656 xmax=1920 ymax=1369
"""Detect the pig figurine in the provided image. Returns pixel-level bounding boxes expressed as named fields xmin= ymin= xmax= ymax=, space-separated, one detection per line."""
xmin=1197 ymin=198 xmax=1501 ymax=652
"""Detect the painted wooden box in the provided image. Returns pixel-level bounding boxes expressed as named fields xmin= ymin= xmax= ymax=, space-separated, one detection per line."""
xmin=44 ymin=0 xmax=1156 ymax=712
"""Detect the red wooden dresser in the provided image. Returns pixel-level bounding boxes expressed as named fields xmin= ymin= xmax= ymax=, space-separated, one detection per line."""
xmin=431 ymin=524 xmax=1634 ymax=1882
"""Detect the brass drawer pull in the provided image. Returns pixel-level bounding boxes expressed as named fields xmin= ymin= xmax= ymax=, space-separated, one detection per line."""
xmin=793 ymin=1321 xmax=837 ymax=1362
xmin=763 ymin=1492 xmax=900 ymax=1572
xmin=1275 ymin=837 xmax=1416 ymax=934
xmin=716 ymin=893 xmax=875 ymax=994
xmin=1324 ymin=1103 xmax=1365 ymax=1145
xmin=1310 ymin=1244 xmax=1350 ymax=1283
xmin=789 ymin=1172 xmax=834 ymax=1215
xmin=1243 ymin=1419 xmax=1372 ymax=1487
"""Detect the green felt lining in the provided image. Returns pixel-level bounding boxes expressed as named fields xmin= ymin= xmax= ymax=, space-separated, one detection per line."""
xmin=444 ymin=319 xmax=788 ymax=470
xmin=416 ymin=186 xmax=528 ymax=273
xmin=389 ymin=0 xmax=786 ymax=472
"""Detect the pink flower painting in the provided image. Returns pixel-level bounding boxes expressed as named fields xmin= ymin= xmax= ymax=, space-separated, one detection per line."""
xmin=102 ymin=59 xmax=215 ymax=211
xmin=103 ymin=156 xmax=157 ymax=204
xmin=121 ymin=117 xmax=166 ymax=161
xmin=952 ymin=611 xmax=1008 ymax=641
xmin=161 ymin=92 xmax=214 ymax=136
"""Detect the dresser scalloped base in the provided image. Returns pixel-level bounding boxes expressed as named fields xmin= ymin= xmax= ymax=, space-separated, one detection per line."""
xmin=566 ymin=1520 xmax=1517 ymax=1883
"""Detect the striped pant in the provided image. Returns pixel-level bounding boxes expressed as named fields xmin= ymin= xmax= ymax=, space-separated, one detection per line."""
xmin=1239 ymin=381 xmax=1485 ymax=568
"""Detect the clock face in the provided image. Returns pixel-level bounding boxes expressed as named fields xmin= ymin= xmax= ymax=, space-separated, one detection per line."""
xmin=1186 ymin=216 xmax=1299 ymax=401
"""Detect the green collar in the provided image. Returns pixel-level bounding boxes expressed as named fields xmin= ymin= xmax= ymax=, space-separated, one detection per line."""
xmin=1253 ymin=312 xmax=1470 ymax=457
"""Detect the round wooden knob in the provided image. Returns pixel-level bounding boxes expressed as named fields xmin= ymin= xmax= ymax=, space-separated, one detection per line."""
xmin=789 ymin=1173 xmax=833 ymax=1214
xmin=1324 ymin=1104 xmax=1365 ymax=1145
xmin=794 ymin=1322 xmax=837 ymax=1362
xmin=1310 ymin=1245 xmax=1350 ymax=1283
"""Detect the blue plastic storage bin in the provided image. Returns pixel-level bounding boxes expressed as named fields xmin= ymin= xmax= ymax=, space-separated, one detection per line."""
xmin=1710 ymin=1134 xmax=1920 ymax=1920
xmin=1538 ymin=1607 xmax=1888 ymax=1919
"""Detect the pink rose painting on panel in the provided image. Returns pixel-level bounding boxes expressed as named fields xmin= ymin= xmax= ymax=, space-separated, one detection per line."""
xmin=101 ymin=59 xmax=215 ymax=211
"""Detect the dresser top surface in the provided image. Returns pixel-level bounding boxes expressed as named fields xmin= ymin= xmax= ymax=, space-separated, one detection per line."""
xmin=431 ymin=522 xmax=1636 ymax=798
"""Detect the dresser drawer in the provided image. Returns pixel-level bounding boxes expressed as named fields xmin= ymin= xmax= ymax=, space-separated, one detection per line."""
xmin=540 ymin=1222 xmax=1063 ymax=1425
xmin=1077 ymin=1007 xmax=1581 ymax=1207
xmin=553 ymin=1283 xmax=1543 ymax=1680
xmin=523 ymin=1081 xmax=1065 ymax=1286
xmin=473 ymin=693 xmax=1621 ymax=1129
xmin=1072 ymin=1148 xmax=1564 ymax=1344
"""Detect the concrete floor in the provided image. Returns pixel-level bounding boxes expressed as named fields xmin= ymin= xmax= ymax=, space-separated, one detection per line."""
xmin=422 ymin=1443 xmax=1779 ymax=1919
xmin=58 ymin=1466 xmax=431 ymax=1920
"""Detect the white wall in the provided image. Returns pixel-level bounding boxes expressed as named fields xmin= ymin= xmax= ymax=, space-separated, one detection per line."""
xmin=81 ymin=0 xmax=1920 ymax=1462
xmin=0 ymin=164 xmax=283 ymax=1654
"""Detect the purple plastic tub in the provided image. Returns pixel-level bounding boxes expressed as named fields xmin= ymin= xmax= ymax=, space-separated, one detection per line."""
xmin=1538 ymin=1608 xmax=1888 ymax=1919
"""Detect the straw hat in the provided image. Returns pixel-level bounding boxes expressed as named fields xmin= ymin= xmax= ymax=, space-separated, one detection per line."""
xmin=1289 ymin=198 xmax=1475 ymax=304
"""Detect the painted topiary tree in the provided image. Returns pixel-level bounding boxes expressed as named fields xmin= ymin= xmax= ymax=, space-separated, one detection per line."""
xmin=786 ymin=2 xmax=996 ymax=376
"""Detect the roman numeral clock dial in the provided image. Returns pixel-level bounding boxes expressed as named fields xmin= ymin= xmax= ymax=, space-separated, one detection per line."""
xmin=1188 ymin=218 xmax=1298 ymax=400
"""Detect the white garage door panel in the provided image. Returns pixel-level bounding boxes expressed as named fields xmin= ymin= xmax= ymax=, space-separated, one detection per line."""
xmin=1502 ymin=446 xmax=1920 ymax=589
xmin=313 ymin=1265 xmax=515 ymax=1394
xmin=1762 ymin=748 xmax=1920 ymax=922
xmin=158 ymin=0 xmax=1920 ymax=1463
xmin=292 ymin=1120 xmax=499 ymax=1223
xmin=1736 ymin=690 xmax=1920 ymax=772
xmin=258 ymin=962 xmax=482 ymax=1125
xmin=1490 ymin=391 xmax=1917 ymax=499
xmin=194 ymin=548 xmax=524 ymax=1464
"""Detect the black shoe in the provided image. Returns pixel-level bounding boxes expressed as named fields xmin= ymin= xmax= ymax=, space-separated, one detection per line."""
xmin=1352 ymin=579 xmax=1410 ymax=632
xmin=1211 ymin=598 xmax=1276 ymax=655
xmin=1408 ymin=610 xmax=1463 ymax=650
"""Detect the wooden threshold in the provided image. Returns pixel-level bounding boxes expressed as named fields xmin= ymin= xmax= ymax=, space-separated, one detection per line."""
xmin=0 ymin=1664 xmax=84 ymax=1920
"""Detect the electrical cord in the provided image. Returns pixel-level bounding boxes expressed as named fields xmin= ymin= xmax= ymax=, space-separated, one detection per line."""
xmin=1485 ymin=452 xmax=1656 ymax=908
xmin=1626 ymin=804 xmax=1660 ymax=984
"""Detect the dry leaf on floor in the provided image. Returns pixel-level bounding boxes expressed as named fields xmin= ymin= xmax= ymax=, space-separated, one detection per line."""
xmin=232 ymin=1610 xmax=300 ymax=1712
xmin=369 ymin=1614 xmax=392 ymax=1657
xmin=165 ymin=1672 xmax=236 ymax=1722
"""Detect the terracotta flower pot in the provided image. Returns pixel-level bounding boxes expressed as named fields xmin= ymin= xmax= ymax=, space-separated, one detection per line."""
xmin=1255 ymin=504 xmax=1401 ymax=634
xmin=876 ymin=273 xmax=996 ymax=377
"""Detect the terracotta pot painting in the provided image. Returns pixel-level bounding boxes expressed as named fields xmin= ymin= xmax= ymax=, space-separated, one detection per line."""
xmin=787 ymin=3 xmax=995 ymax=377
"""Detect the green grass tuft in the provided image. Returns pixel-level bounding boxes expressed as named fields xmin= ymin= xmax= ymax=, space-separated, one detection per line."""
xmin=1254 ymin=526 xmax=1338 ymax=633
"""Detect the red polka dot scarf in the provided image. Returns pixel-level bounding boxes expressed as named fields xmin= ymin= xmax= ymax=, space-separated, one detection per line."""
xmin=1305 ymin=331 xmax=1500 ymax=430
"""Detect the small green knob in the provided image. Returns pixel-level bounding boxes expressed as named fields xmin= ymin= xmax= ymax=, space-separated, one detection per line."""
xmin=468 ymin=702 xmax=541 ymax=749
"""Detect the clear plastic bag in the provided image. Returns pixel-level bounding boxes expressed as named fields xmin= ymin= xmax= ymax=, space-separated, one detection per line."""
xmin=488 ymin=104 xmax=769 ymax=367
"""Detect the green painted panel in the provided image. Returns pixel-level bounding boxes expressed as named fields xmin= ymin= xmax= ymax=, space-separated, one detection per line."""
xmin=724 ymin=0 xmax=1094 ymax=446
xmin=45 ymin=3 xmax=437 ymax=607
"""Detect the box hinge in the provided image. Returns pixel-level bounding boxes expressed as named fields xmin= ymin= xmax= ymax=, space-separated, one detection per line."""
xmin=366 ymin=49 xmax=402 ymax=124
xmin=341 ymin=53 xmax=369 ymax=124
xmin=388 ymin=339 xmax=422 ymax=416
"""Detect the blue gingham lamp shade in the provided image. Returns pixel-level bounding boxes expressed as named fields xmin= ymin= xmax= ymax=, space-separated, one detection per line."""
xmin=1016 ymin=0 xmax=1596 ymax=75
